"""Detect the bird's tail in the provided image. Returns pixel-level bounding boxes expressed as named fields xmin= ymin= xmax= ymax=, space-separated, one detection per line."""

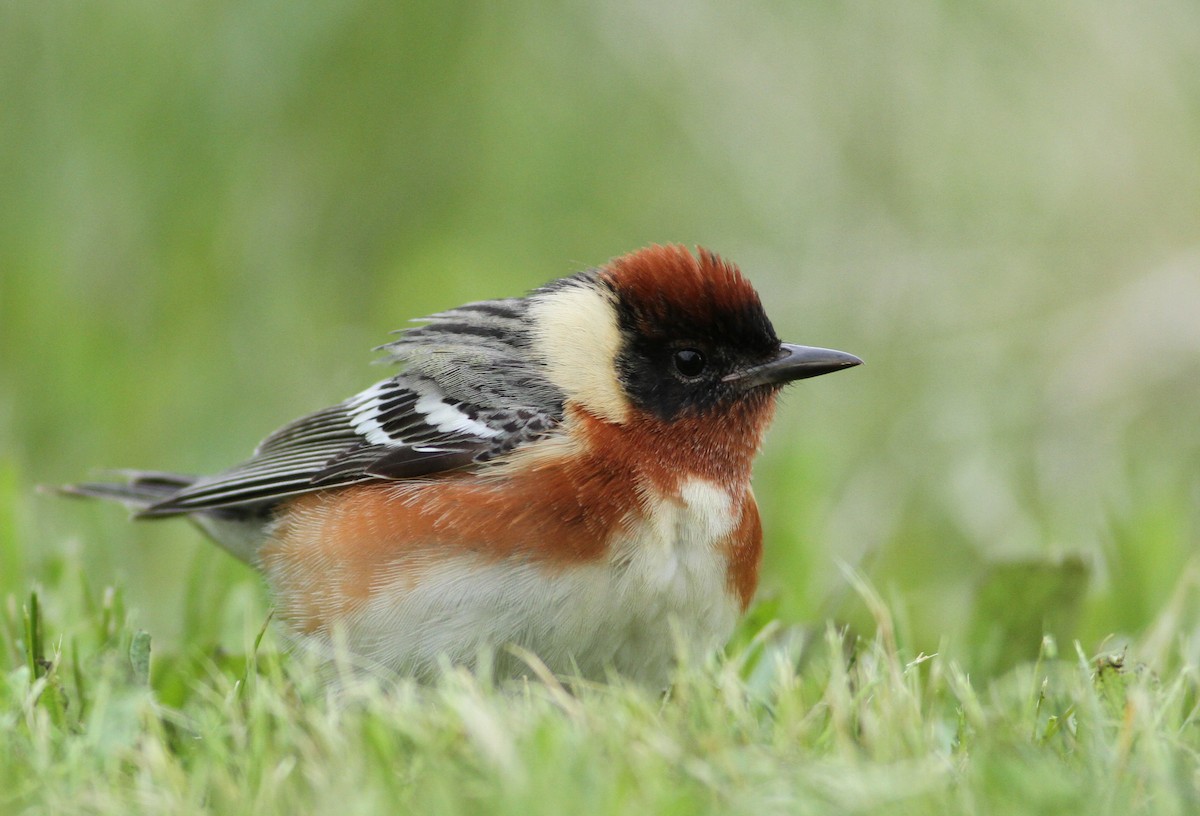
xmin=57 ymin=470 xmax=198 ymax=514
xmin=57 ymin=471 xmax=266 ymax=564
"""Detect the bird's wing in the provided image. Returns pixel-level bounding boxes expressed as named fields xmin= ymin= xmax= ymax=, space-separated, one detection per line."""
xmin=140 ymin=295 xmax=566 ymax=516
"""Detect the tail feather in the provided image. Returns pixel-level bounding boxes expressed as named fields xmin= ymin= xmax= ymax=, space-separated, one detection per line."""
xmin=57 ymin=471 xmax=198 ymax=514
xmin=57 ymin=470 xmax=267 ymax=564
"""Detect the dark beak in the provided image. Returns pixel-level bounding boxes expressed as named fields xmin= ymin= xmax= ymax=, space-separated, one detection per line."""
xmin=725 ymin=343 xmax=863 ymax=388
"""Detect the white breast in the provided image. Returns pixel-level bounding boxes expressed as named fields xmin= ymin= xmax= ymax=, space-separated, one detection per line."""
xmin=300 ymin=478 xmax=743 ymax=686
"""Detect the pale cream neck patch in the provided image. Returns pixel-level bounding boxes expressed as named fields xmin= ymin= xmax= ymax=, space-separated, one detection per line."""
xmin=527 ymin=281 xmax=630 ymax=424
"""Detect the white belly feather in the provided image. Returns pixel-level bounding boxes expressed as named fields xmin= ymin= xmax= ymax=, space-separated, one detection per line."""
xmin=298 ymin=478 xmax=743 ymax=685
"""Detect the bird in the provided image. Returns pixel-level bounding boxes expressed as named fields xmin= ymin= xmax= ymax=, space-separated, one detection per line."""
xmin=63 ymin=245 xmax=861 ymax=685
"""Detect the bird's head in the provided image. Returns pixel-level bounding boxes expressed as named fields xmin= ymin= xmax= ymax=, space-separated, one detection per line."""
xmin=527 ymin=244 xmax=861 ymax=426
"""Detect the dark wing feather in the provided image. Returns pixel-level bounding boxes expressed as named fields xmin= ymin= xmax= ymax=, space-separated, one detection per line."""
xmin=138 ymin=295 xmax=566 ymax=517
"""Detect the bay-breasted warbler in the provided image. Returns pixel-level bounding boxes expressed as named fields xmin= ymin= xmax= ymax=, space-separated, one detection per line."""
xmin=66 ymin=245 xmax=861 ymax=685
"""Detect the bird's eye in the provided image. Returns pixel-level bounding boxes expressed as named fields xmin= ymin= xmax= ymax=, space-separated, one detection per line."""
xmin=672 ymin=349 xmax=707 ymax=378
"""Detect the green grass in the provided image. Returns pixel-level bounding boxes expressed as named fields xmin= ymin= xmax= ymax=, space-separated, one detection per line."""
xmin=5 ymin=567 xmax=1200 ymax=815
xmin=4 ymin=0 xmax=1200 ymax=812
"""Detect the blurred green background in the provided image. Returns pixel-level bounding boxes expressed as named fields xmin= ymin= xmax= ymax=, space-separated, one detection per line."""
xmin=2 ymin=0 xmax=1198 ymax=675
